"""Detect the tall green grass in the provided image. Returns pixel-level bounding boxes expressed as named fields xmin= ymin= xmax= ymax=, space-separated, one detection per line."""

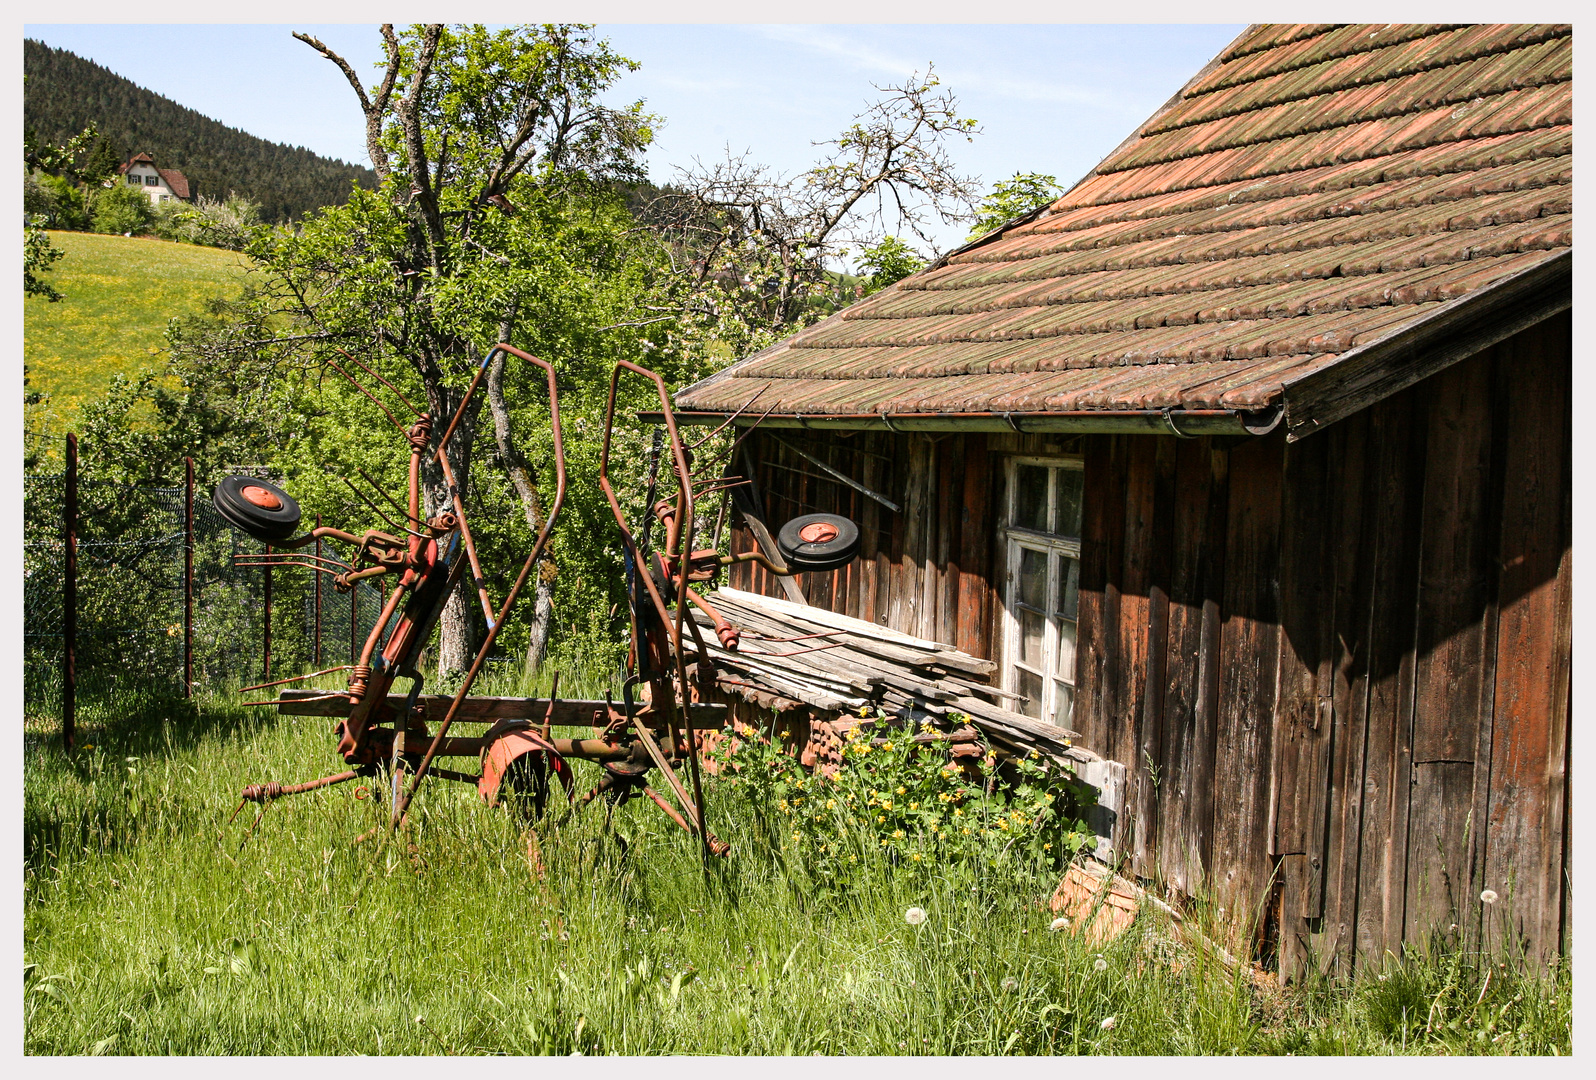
xmin=23 ymin=686 xmax=1571 ymax=1055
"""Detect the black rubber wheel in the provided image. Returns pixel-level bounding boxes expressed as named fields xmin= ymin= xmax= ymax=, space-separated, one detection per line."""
xmin=212 ymin=476 xmax=302 ymax=543
xmin=776 ymin=512 xmax=860 ymax=573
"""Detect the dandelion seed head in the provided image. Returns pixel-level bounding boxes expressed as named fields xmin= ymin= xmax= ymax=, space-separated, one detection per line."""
xmin=1094 ymin=958 xmax=1108 ymax=972
xmin=1001 ymin=976 xmax=1019 ymax=992
xmin=1480 ymin=889 xmax=1499 ymax=904
xmin=1100 ymin=1016 xmax=1117 ymax=1031
xmin=904 ymin=906 xmax=927 ymax=926
xmin=1049 ymin=917 xmax=1070 ymax=931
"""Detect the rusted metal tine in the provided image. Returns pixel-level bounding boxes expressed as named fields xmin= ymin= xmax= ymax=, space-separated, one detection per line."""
xmin=598 ymin=361 xmax=715 ymax=869
xmin=232 ymin=558 xmax=350 ymax=578
xmin=644 ymin=787 xmax=730 ymax=856
xmin=336 ymin=348 xmax=424 ymax=419
xmin=234 ymin=550 xmax=353 ymax=571
xmin=356 ymin=465 xmax=420 ymax=524
xmin=325 ymin=355 xmax=409 ymax=434
xmin=684 ymin=385 xmax=766 ymax=451
xmin=242 ymin=692 xmax=350 ymax=707
xmin=434 ymin=449 xmax=496 ymax=627
xmin=339 ymin=475 xmax=428 ymax=539
xmin=239 ymin=665 xmax=353 ymax=694
xmin=238 ymin=769 xmax=362 ymax=806
xmin=395 ymin=346 xmax=567 ymax=829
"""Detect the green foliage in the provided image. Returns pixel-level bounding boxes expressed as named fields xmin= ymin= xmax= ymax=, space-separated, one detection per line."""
xmin=153 ymin=194 xmax=263 ymax=251
xmin=856 ymin=236 xmax=927 ymax=295
xmin=707 ymin=710 xmax=1095 ymax=905
xmin=24 ymin=39 xmax=376 ymax=223
xmin=90 ymin=184 xmax=156 ymax=236
xmin=24 ymin=221 xmax=64 ymax=301
xmin=26 ymin=172 xmax=90 ymax=230
xmin=967 ymin=171 xmax=1066 ymax=242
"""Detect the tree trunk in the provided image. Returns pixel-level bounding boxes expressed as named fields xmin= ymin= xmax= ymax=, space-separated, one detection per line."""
xmin=484 ymin=348 xmax=557 ymax=676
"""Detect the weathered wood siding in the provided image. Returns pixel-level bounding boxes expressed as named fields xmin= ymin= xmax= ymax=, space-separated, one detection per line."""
xmin=727 ymin=430 xmax=1077 ymax=656
xmin=723 ymin=313 xmax=1570 ymax=974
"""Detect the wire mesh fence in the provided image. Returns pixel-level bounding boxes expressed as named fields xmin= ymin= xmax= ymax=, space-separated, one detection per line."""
xmin=23 ymin=455 xmax=391 ymax=727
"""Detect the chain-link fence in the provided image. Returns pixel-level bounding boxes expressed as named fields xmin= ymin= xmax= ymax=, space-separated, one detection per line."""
xmin=24 ymin=448 xmax=391 ymax=727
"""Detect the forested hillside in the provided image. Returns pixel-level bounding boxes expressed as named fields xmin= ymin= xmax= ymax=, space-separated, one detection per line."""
xmin=24 ymin=39 xmax=377 ymax=224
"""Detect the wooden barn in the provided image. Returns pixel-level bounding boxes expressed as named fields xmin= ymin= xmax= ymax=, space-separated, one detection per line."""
xmin=668 ymin=24 xmax=1572 ymax=977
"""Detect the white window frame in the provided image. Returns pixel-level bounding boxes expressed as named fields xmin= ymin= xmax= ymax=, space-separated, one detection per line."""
xmin=1000 ymin=455 xmax=1084 ymax=728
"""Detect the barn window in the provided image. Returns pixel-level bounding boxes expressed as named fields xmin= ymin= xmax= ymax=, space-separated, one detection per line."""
xmin=127 ymin=174 xmax=140 ymax=185
xmin=1001 ymin=456 xmax=1083 ymax=727
xmin=145 ymin=175 xmax=159 ymax=186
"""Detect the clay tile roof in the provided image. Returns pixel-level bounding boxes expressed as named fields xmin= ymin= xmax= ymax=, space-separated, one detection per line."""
xmin=157 ymin=168 xmax=191 ymax=200
xmin=675 ymin=24 xmax=1572 ymax=438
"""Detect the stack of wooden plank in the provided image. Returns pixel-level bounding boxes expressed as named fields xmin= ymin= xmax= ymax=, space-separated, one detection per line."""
xmin=683 ymin=587 xmax=1085 ymax=765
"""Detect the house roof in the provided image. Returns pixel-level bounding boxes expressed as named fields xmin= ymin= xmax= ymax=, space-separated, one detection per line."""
xmin=119 ymin=153 xmax=191 ymax=199
xmin=673 ymin=24 xmax=1572 ymax=440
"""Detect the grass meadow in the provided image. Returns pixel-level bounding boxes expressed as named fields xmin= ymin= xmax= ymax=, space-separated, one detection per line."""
xmin=23 ymin=231 xmax=248 ymax=433
xmin=21 ymin=668 xmax=1572 ymax=1056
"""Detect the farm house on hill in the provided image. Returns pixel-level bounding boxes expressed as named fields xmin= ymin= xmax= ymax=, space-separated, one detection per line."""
xmin=667 ymin=24 xmax=1571 ymax=978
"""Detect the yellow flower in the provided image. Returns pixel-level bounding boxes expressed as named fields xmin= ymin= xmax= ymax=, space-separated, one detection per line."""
xmin=826 ymin=799 xmax=836 ymax=810
xmin=892 ymin=829 xmax=905 ymax=840
xmin=909 ymin=802 xmax=918 ymax=810
xmin=962 ymin=827 xmax=972 ymax=835
xmin=881 ymin=741 xmax=894 ymax=752
xmin=999 ymin=820 xmax=1010 ymax=830
xmin=849 ymin=855 xmax=857 ymax=864
xmin=858 ymin=705 xmax=871 ymax=718
xmin=881 ymin=800 xmax=892 ymax=811
xmin=911 ymin=852 xmax=922 ymax=862
xmin=877 ymin=815 xmax=886 ymax=823
xmin=896 ymin=786 xmax=906 ymax=796
xmin=778 ymin=799 xmax=789 ymax=809
xmin=953 ymin=808 xmax=963 ymax=817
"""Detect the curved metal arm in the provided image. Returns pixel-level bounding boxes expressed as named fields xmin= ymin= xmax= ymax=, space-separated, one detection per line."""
xmin=396 ymin=344 xmax=568 ymax=826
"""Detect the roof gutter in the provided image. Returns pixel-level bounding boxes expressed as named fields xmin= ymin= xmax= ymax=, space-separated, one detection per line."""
xmin=640 ymin=405 xmax=1283 ymax=438
xmin=1281 ymin=249 xmax=1571 ymax=441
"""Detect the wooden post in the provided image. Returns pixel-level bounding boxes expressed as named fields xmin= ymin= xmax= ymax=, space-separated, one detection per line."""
xmin=184 ymin=456 xmax=194 ymax=698
xmin=63 ymin=433 xmax=78 ymax=752
xmin=263 ymin=542 xmax=272 ymax=681
xmin=313 ymin=514 xmax=322 ymax=668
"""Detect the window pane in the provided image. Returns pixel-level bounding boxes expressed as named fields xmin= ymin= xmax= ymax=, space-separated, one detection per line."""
xmin=1055 ymin=468 xmax=1084 ymax=537
xmin=1019 ymin=547 xmax=1047 ymax=609
xmin=1014 ymin=465 xmax=1048 ymax=531
xmin=1056 ymin=619 xmax=1078 ymax=683
xmin=1052 ymin=682 xmax=1076 ymax=728
xmin=1021 ymin=608 xmax=1045 ymax=669
xmin=1017 ymin=667 xmax=1044 ymax=719
xmin=1053 ymin=557 xmax=1080 ymax=620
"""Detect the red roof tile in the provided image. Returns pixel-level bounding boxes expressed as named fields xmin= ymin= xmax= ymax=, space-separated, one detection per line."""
xmin=675 ymin=25 xmax=1572 ymax=428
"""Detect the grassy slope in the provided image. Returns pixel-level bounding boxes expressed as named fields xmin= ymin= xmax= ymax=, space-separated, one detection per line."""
xmin=23 ymin=231 xmax=248 ymax=430
xmin=22 ymin=687 xmax=1572 ymax=1056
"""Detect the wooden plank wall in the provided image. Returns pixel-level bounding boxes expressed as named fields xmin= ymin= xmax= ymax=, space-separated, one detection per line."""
xmin=726 ymin=429 xmax=1078 ymax=660
xmin=720 ymin=313 xmax=1569 ymax=976
xmin=1076 ymin=314 xmax=1571 ymax=976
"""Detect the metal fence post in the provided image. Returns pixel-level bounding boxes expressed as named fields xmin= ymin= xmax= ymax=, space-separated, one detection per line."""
xmin=63 ymin=433 xmax=77 ymax=752
xmin=263 ymin=542 xmax=272 ymax=681
xmin=314 ymin=514 xmax=322 ymax=667
xmin=184 ymin=456 xmax=194 ymax=698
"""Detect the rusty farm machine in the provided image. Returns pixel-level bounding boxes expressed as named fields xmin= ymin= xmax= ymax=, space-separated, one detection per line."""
xmin=219 ymin=347 xmax=859 ymax=862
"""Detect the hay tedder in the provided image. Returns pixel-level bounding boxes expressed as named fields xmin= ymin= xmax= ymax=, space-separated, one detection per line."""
xmin=220 ymin=346 xmax=859 ymax=861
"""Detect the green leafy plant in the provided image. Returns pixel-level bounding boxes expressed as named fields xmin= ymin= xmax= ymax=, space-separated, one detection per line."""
xmin=708 ymin=708 xmax=1095 ymax=903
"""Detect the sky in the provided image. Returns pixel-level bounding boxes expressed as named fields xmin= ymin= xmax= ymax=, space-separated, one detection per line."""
xmin=23 ymin=23 xmax=1243 ymax=259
